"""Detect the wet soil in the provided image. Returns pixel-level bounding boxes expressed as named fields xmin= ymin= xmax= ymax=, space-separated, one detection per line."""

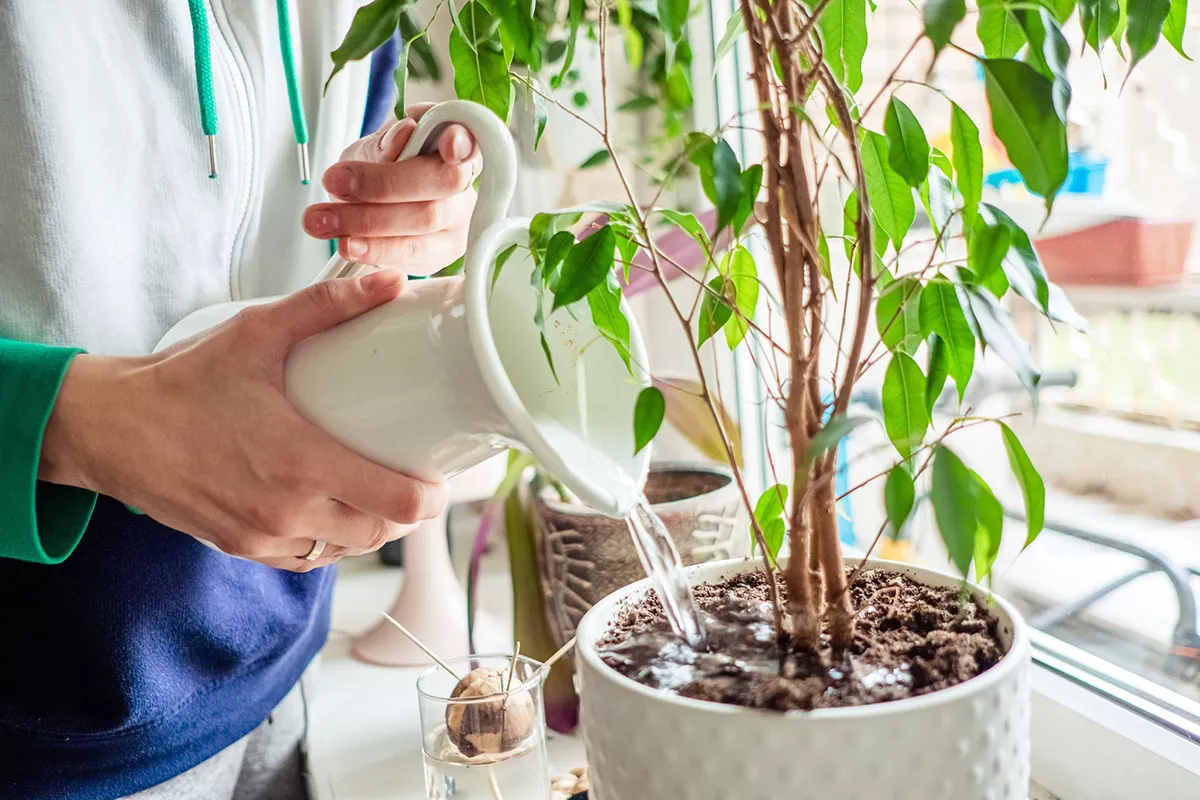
xmin=597 ymin=568 xmax=1005 ymax=711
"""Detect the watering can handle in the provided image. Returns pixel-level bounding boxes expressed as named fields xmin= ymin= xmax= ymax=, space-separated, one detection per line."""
xmin=312 ymin=100 xmax=519 ymax=284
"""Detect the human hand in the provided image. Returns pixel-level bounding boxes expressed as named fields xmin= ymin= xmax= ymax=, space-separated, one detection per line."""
xmin=39 ymin=271 xmax=447 ymax=571
xmin=302 ymin=103 xmax=481 ymax=273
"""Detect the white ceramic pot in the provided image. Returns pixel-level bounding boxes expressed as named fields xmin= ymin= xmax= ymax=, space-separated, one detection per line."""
xmin=156 ymin=102 xmax=650 ymax=516
xmin=576 ymin=557 xmax=1032 ymax=800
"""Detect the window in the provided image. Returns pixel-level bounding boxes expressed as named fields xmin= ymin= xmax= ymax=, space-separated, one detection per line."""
xmin=644 ymin=0 xmax=1200 ymax=774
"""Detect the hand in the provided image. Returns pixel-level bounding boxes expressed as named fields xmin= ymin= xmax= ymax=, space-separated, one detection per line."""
xmin=39 ymin=271 xmax=447 ymax=571
xmin=302 ymin=103 xmax=481 ymax=274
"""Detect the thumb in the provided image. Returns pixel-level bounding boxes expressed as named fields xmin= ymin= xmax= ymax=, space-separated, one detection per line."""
xmin=263 ymin=270 xmax=406 ymax=346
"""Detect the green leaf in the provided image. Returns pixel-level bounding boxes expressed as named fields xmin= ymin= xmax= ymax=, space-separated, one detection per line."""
xmin=930 ymin=146 xmax=954 ymax=180
xmin=931 ymin=445 xmax=977 ymax=576
xmin=860 ymin=131 xmax=916 ymax=250
xmin=762 ymin=518 xmax=786 ymax=561
xmin=967 ymin=215 xmax=1013 ymax=292
xmin=754 ymin=484 xmax=789 ymax=525
xmin=400 ymin=11 xmax=443 ymax=81
xmin=531 ymin=80 xmax=549 ymax=150
xmin=1081 ymin=0 xmax=1122 ymax=53
xmin=734 ymin=164 xmax=763 ymax=235
xmin=553 ymin=226 xmax=616 ymax=309
xmin=979 ymin=204 xmax=1047 ymax=304
xmin=978 ymin=0 xmax=1028 ymax=58
xmin=924 ymin=0 xmax=967 ymax=55
xmin=1163 ymin=0 xmax=1191 ymax=57
xmin=1125 ymin=0 xmax=1171 ymax=70
xmin=457 ymin=0 xmax=504 ymax=47
xmin=876 ymin=276 xmax=924 ymax=354
xmin=698 ymin=276 xmax=734 ymax=346
xmin=882 ymin=352 xmax=930 ymax=459
xmin=885 ymin=97 xmax=931 ymax=188
xmin=999 ymin=422 xmax=1046 ymax=549
xmin=817 ymin=0 xmax=869 ymax=93
xmin=712 ymin=139 xmax=744 ymax=233
xmin=495 ymin=0 xmax=539 ymax=71
xmin=618 ymin=95 xmax=658 ymax=111
xmin=555 ymin=0 xmax=585 ymax=88
xmin=615 ymin=231 xmax=639 ymax=281
xmin=981 ymin=59 xmax=1069 ymax=213
xmin=808 ymin=414 xmax=874 ymax=464
xmin=633 ymin=387 xmax=665 ymax=454
xmin=925 ymin=333 xmax=950 ymax=412
xmin=950 ymin=103 xmax=983 ymax=225
xmin=580 ymin=149 xmax=612 ymax=169
xmin=964 ymin=287 xmax=1041 ymax=393
xmin=540 ymin=332 xmax=559 ymax=383
xmin=725 ymin=246 xmax=759 ymax=349
xmin=393 ymin=38 xmax=409 ymax=120
xmin=924 ymin=170 xmax=957 ymax=246
xmin=490 ymin=243 xmax=520 ymax=292
xmin=588 ymin=273 xmax=633 ymax=372
xmin=542 ymin=230 xmax=576 ymax=289
xmin=971 ymin=470 xmax=1004 ymax=580
xmin=686 ymin=132 xmax=719 ymax=205
xmin=657 ymin=209 xmax=711 ymax=250
xmin=715 ymin=12 xmax=747 ymax=67
xmin=920 ymin=277 xmax=976 ymax=402
xmin=1020 ymin=10 xmax=1072 ymax=121
xmin=327 ymin=0 xmax=407 ymax=92
xmin=449 ymin=8 xmax=512 ymax=122
xmin=884 ymin=465 xmax=916 ymax=539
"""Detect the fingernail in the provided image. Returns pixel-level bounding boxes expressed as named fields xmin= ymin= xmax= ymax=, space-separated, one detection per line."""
xmin=323 ymin=166 xmax=357 ymax=198
xmin=450 ymin=130 xmax=473 ymax=163
xmin=359 ymin=269 xmax=404 ymax=293
xmin=303 ymin=208 xmax=337 ymax=237
xmin=381 ymin=118 xmax=415 ymax=153
xmin=345 ymin=237 xmax=368 ymax=258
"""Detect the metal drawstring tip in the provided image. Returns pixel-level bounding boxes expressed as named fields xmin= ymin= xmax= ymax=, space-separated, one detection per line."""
xmin=297 ymin=142 xmax=311 ymax=186
xmin=207 ymin=135 xmax=218 ymax=179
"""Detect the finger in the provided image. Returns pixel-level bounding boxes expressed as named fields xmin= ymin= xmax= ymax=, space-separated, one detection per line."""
xmin=339 ymin=117 xmax=416 ymax=163
xmin=437 ymin=123 xmax=477 ymax=165
xmin=303 ymin=192 xmax=476 ymax=239
xmin=339 ymin=229 xmax=470 ymax=274
xmin=255 ymin=270 xmax=406 ymax=347
xmin=323 ymin=156 xmax=474 ymax=203
xmin=404 ymin=102 xmax=436 ymax=120
xmin=303 ymin=434 xmax=449 ymax=527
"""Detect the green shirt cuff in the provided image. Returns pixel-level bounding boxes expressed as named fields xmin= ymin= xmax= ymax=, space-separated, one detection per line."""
xmin=0 ymin=340 xmax=98 ymax=564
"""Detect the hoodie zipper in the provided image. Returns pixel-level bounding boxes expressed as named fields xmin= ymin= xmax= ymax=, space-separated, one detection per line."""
xmin=203 ymin=0 xmax=259 ymax=303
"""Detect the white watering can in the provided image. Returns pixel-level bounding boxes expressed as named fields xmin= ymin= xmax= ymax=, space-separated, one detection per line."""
xmin=157 ymin=101 xmax=651 ymax=517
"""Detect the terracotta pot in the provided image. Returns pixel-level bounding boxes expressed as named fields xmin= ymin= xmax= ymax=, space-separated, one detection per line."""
xmin=576 ymin=557 xmax=1031 ymax=800
xmin=1034 ymin=218 xmax=1194 ymax=287
xmin=533 ymin=462 xmax=746 ymax=652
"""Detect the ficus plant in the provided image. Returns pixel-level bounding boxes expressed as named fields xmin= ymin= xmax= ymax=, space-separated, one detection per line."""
xmin=329 ymin=0 xmax=1185 ymax=668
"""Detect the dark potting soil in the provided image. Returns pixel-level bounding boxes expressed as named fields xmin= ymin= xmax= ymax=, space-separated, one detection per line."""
xmin=597 ymin=568 xmax=1004 ymax=711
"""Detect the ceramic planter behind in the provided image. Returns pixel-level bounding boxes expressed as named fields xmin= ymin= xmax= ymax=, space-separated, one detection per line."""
xmin=533 ymin=463 xmax=747 ymax=652
xmin=576 ymin=557 xmax=1032 ymax=800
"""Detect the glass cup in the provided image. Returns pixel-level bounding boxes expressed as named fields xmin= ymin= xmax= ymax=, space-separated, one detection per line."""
xmin=417 ymin=654 xmax=551 ymax=800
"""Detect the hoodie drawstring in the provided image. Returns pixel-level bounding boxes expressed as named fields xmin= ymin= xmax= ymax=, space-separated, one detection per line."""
xmin=185 ymin=0 xmax=310 ymax=184
xmin=185 ymin=0 xmax=218 ymax=178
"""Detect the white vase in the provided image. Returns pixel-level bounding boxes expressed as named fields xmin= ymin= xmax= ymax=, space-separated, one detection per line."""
xmin=575 ymin=557 xmax=1032 ymax=800
xmin=155 ymin=101 xmax=651 ymax=518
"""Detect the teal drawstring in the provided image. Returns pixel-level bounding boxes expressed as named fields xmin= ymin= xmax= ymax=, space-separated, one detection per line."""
xmin=275 ymin=0 xmax=311 ymax=184
xmin=186 ymin=0 xmax=218 ymax=178
xmin=185 ymin=0 xmax=311 ymax=184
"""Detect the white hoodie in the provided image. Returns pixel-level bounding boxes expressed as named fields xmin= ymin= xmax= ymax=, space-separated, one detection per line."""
xmin=0 ymin=0 xmax=375 ymax=355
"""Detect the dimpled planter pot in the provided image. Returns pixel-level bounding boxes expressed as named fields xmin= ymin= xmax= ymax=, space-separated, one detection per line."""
xmin=575 ymin=557 xmax=1032 ymax=800
xmin=534 ymin=463 xmax=746 ymax=651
